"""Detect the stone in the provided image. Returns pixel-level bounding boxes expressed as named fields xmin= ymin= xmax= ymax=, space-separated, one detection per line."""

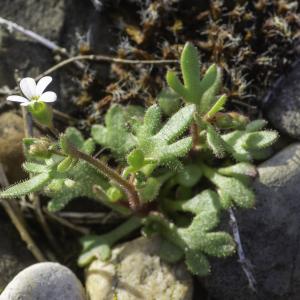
xmin=205 ymin=143 xmax=300 ymax=300
xmin=266 ymin=60 xmax=300 ymax=139
xmin=85 ymin=236 xmax=193 ymax=300
xmin=0 ymin=0 xmax=65 ymax=43
xmin=0 ymin=112 xmax=26 ymax=183
xmin=0 ymin=262 xmax=86 ymax=300
xmin=0 ymin=0 xmax=65 ymax=86
xmin=0 ymin=216 xmax=35 ymax=292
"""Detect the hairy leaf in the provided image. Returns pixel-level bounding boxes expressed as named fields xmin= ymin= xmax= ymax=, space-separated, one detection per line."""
xmin=92 ymin=105 xmax=142 ymax=158
xmin=136 ymin=104 xmax=195 ymax=168
xmin=0 ymin=172 xmax=52 ymax=198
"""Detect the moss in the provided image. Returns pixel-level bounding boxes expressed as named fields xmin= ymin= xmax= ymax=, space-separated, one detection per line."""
xmin=89 ymin=0 xmax=299 ymax=119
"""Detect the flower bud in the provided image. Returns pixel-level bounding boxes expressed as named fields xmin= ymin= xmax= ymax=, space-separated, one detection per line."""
xmin=27 ymin=101 xmax=53 ymax=128
xmin=214 ymin=112 xmax=249 ymax=129
xmin=28 ymin=137 xmax=52 ymax=159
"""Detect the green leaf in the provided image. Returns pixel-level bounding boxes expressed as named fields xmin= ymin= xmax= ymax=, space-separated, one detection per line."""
xmin=198 ymin=64 xmax=222 ymax=114
xmin=91 ymin=105 xmax=139 ymax=158
xmin=22 ymin=162 xmax=49 ymax=174
xmin=180 ymin=42 xmax=201 ymax=102
xmin=136 ymin=104 xmax=195 ymax=168
xmin=246 ymin=119 xmax=268 ymax=132
xmin=182 ymin=190 xmax=220 ymax=216
xmin=155 ymin=105 xmax=195 ymax=143
xmin=78 ymin=217 xmax=141 ymax=266
xmin=47 ymin=160 xmax=109 ymax=212
xmin=137 ymin=105 xmax=162 ymax=140
xmin=201 ymin=232 xmax=236 ymax=257
xmin=0 ymin=172 xmax=52 ymax=198
xmin=222 ymin=129 xmax=278 ymax=162
xmin=64 ymin=127 xmax=85 ymax=149
xmin=157 ymin=88 xmax=181 ymax=116
xmin=137 ymin=177 xmax=161 ymax=203
xmin=243 ymin=131 xmax=278 ymax=150
xmin=217 ymin=189 xmax=232 ymax=209
xmin=106 ymin=186 xmax=123 ymax=202
xmin=176 ymin=164 xmax=202 ymax=187
xmin=206 ymin=124 xmax=227 ymax=158
xmin=203 ymin=166 xmax=255 ymax=208
xmin=185 ymin=250 xmax=211 ymax=276
xmin=205 ymin=94 xmax=227 ymax=119
xmin=127 ymin=149 xmax=145 ymax=169
xmin=78 ymin=235 xmax=112 ymax=267
xmin=158 ymin=239 xmax=184 ymax=263
xmin=218 ymin=162 xmax=257 ymax=177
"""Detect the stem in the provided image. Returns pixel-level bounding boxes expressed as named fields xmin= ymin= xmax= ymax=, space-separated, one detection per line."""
xmin=145 ymin=212 xmax=185 ymax=250
xmin=43 ymin=208 xmax=90 ymax=235
xmin=103 ymin=216 xmax=142 ymax=245
xmin=67 ymin=143 xmax=141 ymax=211
xmin=190 ymin=122 xmax=200 ymax=150
xmin=22 ymin=103 xmax=59 ymax=259
xmin=163 ymin=199 xmax=185 ymax=212
xmin=199 ymin=162 xmax=215 ymax=179
xmin=92 ymin=185 xmax=131 ymax=216
xmin=36 ymin=55 xmax=178 ymax=80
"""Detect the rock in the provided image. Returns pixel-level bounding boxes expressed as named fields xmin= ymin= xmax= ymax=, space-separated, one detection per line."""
xmin=266 ymin=60 xmax=300 ymax=139
xmin=0 ymin=112 xmax=26 ymax=183
xmin=0 ymin=0 xmax=65 ymax=90
xmin=0 ymin=216 xmax=35 ymax=292
xmin=0 ymin=262 xmax=86 ymax=300
xmin=205 ymin=143 xmax=300 ymax=300
xmin=85 ymin=236 xmax=193 ymax=300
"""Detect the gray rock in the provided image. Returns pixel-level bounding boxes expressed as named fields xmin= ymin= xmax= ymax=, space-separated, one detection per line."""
xmin=0 ymin=217 xmax=35 ymax=292
xmin=85 ymin=236 xmax=193 ymax=300
xmin=205 ymin=143 xmax=300 ymax=300
xmin=266 ymin=60 xmax=300 ymax=139
xmin=0 ymin=262 xmax=86 ymax=300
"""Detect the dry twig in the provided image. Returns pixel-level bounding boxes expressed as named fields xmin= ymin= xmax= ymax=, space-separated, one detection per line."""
xmin=0 ymin=17 xmax=67 ymax=55
xmin=0 ymin=164 xmax=46 ymax=262
xmin=43 ymin=208 xmax=90 ymax=235
xmin=229 ymin=207 xmax=257 ymax=292
xmin=36 ymin=54 xmax=178 ymax=80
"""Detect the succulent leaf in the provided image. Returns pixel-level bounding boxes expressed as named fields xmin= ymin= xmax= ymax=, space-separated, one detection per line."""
xmin=206 ymin=124 xmax=227 ymax=158
xmin=0 ymin=172 xmax=52 ymax=198
xmin=136 ymin=104 xmax=195 ymax=168
xmin=92 ymin=105 xmax=142 ymax=158
xmin=157 ymin=88 xmax=181 ymax=116
xmin=203 ymin=165 xmax=255 ymax=208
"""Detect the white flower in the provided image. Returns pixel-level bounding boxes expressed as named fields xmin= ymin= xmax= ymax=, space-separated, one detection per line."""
xmin=7 ymin=76 xmax=57 ymax=106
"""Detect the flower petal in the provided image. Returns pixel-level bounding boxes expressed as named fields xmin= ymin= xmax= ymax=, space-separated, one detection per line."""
xmin=20 ymin=77 xmax=36 ymax=99
xmin=36 ymin=76 xmax=52 ymax=96
xmin=39 ymin=91 xmax=57 ymax=103
xmin=7 ymin=95 xmax=29 ymax=103
xmin=20 ymin=101 xmax=31 ymax=106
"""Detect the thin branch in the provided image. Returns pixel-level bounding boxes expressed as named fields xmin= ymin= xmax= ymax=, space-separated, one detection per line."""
xmin=57 ymin=211 xmax=123 ymax=224
xmin=0 ymin=17 xmax=67 ymax=55
xmin=66 ymin=142 xmax=141 ymax=211
xmin=0 ymin=164 xmax=46 ymax=262
xmin=21 ymin=105 xmax=60 ymax=257
xmin=228 ymin=208 xmax=257 ymax=292
xmin=190 ymin=122 xmax=200 ymax=151
xmin=43 ymin=208 xmax=90 ymax=235
xmin=36 ymin=54 xmax=178 ymax=80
